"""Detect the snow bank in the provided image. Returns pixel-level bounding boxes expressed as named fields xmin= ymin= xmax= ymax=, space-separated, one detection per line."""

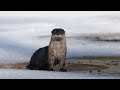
xmin=0 ymin=69 xmax=119 ymax=79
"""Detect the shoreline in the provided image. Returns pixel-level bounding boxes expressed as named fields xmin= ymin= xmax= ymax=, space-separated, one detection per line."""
xmin=0 ymin=56 xmax=120 ymax=76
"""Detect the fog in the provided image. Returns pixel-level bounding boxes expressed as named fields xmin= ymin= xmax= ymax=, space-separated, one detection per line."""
xmin=0 ymin=11 xmax=120 ymax=35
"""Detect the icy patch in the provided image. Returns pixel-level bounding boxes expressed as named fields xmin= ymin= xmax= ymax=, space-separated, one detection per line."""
xmin=0 ymin=69 xmax=119 ymax=79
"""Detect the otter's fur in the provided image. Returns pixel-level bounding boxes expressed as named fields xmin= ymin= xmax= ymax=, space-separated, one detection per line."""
xmin=26 ymin=28 xmax=67 ymax=72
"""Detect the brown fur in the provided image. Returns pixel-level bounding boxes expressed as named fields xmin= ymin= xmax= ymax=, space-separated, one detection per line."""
xmin=26 ymin=28 xmax=67 ymax=72
xmin=48 ymin=28 xmax=67 ymax=71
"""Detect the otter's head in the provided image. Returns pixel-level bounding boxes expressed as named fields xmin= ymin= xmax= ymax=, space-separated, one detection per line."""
xmin=51 ymin=28 xmax=65 ymax=41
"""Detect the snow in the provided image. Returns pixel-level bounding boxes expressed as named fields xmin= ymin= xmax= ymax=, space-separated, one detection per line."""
xmin=0 ymin=11 xmax=120 ymax=79
xmin=0 ymin=69 xmax=119 ymax=79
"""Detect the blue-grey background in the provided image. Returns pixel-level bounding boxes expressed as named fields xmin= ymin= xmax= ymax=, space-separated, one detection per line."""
xmin=0 ymin=11 xmax=120 ymax=64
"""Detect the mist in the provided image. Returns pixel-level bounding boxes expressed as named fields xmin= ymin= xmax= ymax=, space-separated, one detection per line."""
xmin=0 ymin=11 xmax=120 ymax=35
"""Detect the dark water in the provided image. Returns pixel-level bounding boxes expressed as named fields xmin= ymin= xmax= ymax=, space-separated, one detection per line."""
xmin=66 ymin=35 xmax=120 ymax=58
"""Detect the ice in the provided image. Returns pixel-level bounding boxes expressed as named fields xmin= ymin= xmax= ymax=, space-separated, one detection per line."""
xmin=0 ymin=69 xmax=119 ymax=79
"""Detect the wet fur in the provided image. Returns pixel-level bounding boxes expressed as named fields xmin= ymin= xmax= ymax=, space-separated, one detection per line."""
xmin=26 ymin=28 xmax=67 ymax=71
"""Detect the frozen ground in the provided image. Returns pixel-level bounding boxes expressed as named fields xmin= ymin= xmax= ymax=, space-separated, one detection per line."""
xmin=0 ymin=69 xmax=120 ymax=79
xmin=0 ymin=11 xmax=120 ymax=79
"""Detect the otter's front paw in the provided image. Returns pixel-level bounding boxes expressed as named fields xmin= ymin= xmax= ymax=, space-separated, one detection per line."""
xmin=48 ymin=68 xmax=55 ymax=71
xmin=30 ymin=67 xmax=39 ymax=70
xmin=59 ymin=68 xmax=67 ymax=72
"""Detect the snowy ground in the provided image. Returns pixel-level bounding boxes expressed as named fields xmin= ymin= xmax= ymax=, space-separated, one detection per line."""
xmin=0 ymin=69 xmax=120 ymax=79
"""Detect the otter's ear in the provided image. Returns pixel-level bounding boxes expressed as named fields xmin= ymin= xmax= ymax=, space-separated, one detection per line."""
xmin=51 ymin=29 xmax=55 ymax=34
xmin=61 ymin=29 xmax=65 ymax=34
xmin=63 ymin=30 xmax=65 ymax=33
xmin=51 ymin=30 xmax=53 ymax=34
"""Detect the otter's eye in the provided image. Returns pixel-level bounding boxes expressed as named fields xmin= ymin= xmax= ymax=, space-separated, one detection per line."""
xmin=52 ymin=30 xmax=56 ymax=35
xmin=60 ymin=30 xmax=65 ymax=35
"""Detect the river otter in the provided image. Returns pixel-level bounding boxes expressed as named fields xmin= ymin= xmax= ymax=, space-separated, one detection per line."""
xmin=26 ymin=28 xmax=67 ymax=72
xmin=48 ymin=28 xmax=67 ymax=72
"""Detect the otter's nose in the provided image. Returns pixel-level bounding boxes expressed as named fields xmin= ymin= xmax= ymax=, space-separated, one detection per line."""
xmin=57 ymin=33 xmax=59 ymax=35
